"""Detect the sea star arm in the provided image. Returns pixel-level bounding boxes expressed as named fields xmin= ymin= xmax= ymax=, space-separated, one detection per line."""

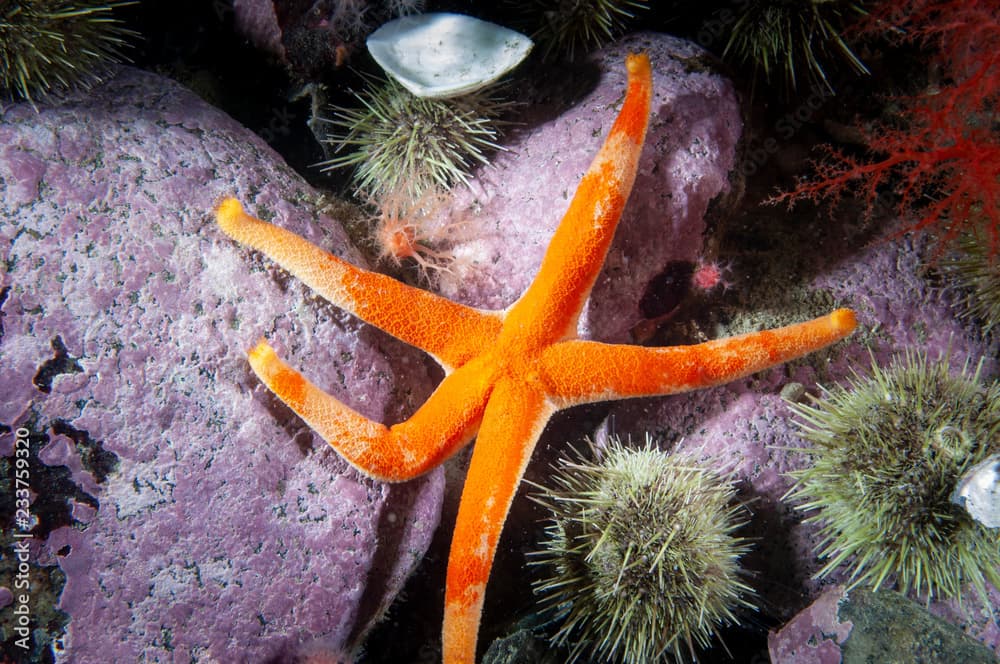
xmin=442 ymin=378 xmax=555 ymax=664
xmin=246 ymin=340 xmax=495 ymax=481
xmin=539 ymin=309 xmax=858 ymax=406
xmin=503 ymin=53 xmax=653 ymax=346
xmin=216 ymin=198 xmax=503 ymax=371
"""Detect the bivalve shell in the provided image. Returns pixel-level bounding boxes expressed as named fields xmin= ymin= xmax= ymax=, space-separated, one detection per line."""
xmin=951 ymin=454 xmax=1000 ymax=529
xmin=367 ymin=13 xmax=533 ymax=98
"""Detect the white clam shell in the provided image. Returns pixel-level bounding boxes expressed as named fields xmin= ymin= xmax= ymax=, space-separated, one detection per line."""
xmin=366 ymin=12 xmax=533 ymax=98
xmin=951 ymin=454 xmax=1000 ymax=529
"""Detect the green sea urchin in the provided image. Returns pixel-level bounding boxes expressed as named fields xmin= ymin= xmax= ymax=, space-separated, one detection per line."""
xmin=943 ymin=233 xmax=1000 ymax=334
xmin=723 ymin=0 xmax=868 ymax=94
xmin=786 ymin=351 xmax=1000 ymax=603
xmin=319 ymin=78 xmax=511 ymax=198
xmin=0 ymin=0 xmax=137 ymax=103
xmin=530 ymin=437 xmax=755 ymax=663
xmin=519 ymin=0 xmax=649 ymax=61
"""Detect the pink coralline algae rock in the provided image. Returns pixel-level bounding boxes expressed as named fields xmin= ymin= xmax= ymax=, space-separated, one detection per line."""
xmin=768 ymin=586 xmax=852 ymax=664
xmin=769 ymin=586 xmax=1000 ymax=663
xmin=233 ymin=0 xmax=284 ymax=58
xmin=0 ymin=67 xmax=443 ymax=662
xmin=433 ymin=31 xmax=742 ymax=343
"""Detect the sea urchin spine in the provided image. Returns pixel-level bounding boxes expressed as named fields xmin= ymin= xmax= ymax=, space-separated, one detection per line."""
xmin=786 ymin=351 xmax=1000 ymax=604
xmin=722 ymin=0 xmax=868 ymax=93
xmin=319 ymin=77 xmax=512 ymax=199
xmin=522 ymin=0 xmax=650 ymax=61
xmin=530 ymin=436 xmax=755 ymax=663
xmin=0 ymin=0 xmax=137 ymax=103
xmin=944 ymin=232 xmax=1000 ymax=334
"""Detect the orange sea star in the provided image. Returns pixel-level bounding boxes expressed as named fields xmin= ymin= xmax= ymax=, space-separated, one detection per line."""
xmin=216 ymin=53 xmax=857 ymax=663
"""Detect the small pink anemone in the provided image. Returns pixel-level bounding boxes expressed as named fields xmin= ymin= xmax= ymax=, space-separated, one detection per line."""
xmin=691 ymin=260 xmax=731 ymax=292
xmin=370 ymin=186 xmax=466 ymax=283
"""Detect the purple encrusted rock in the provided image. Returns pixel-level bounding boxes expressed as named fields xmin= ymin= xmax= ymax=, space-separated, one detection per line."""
xmin=769 ymin=586 xmax=1000 ymax=662
xmin=768 ymin=586 xmax=852 ymax=664
xmin=433 ymin=31 xmax=742 ymax=343
xmin=0 ymin=66 xmax=443 ymax=662
xmin=233 ymin=0 xmax=285 ymax=59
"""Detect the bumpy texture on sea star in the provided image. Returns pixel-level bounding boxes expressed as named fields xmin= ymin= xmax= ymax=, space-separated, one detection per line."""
xmin=216 ymin=53 xmax=857 ymax=663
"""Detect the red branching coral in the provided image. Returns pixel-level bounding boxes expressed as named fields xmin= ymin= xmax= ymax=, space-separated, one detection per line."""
xmin=773 ymin=0 xmax=1000 ymax=256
